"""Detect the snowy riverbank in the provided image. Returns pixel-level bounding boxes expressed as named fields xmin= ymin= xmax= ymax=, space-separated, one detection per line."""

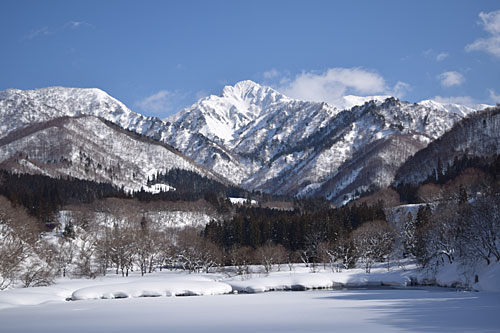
xmin=1 ymin=261 xmax=499 ymax=309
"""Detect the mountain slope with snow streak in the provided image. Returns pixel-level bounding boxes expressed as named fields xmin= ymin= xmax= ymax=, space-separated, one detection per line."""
xmin=0 ymin=82 xmax=491 ymax=204
xmin=0 ymin=115 xmax=219 ymax=192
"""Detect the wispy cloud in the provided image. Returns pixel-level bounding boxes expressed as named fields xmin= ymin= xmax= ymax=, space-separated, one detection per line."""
xmin=436 ymin=52 xmax=449 ymax=61
xmin=135 ymin=90 xmax=190 ymax=118
xmin=24 ymin=21 xmax=93 ymax=40
xmin=263 ymin=68 xmax=280 ymax=80
xmin=432 ymin=95 xmax=476 ymax=107
xmin=423 ymin=49 xmax=433 ymax=57
xmin=466 ymin=10 xmax=500 ymax=57
xmin=489 ymin=89 xmax=500 ymax=104
xmin=65 ymin=21 xmax=94 ymax=30
xmin=24 ymin=26 xmax=50 ymax=40
xmin=391 ymin=81 xmax=411 ymax=98
xmin=437 ymin=71 xmax=465 ymax=88
xmin=423 ymin=49 xmax=450 ymax=62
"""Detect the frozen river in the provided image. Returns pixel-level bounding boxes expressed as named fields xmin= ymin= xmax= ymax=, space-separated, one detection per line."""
xmin=1 ymin=287 xmax=499 ymax=332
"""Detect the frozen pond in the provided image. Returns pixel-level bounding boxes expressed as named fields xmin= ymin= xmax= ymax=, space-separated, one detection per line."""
xmin=1 ymin=287 xmax=499 ymax=332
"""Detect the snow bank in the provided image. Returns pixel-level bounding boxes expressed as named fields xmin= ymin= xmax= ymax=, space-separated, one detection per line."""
xmin=331 ymin=269 xmax=412 ymax=287
xmin=226 ymin=272 xmax=338 ymax=293
xmin=474 ymin=263 xmax=500 ymax=292
xmin=71 ymin=276 xmax=232 ymax=300
xmin=0 ymin=287 xmax=69 ymax=309
xmin=1 ymin=261 xmax=498 ymax=311
xmin=413 ymin=261 xmax=500 ymax=292
xmin=224 ymin=264 xmax=413 ymax=293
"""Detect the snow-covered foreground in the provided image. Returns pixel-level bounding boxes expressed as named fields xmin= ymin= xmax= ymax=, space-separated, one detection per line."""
xmin=1 ymin=288 xmax=499 ymax=332
xmin=1 ymin=262 xmax=499 ymax=307
xmin=1 ymin=263 xmax=499 ymax=332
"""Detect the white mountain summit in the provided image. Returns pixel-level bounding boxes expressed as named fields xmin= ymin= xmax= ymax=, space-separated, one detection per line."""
xmin=0 ymin=81 xmax=491 ymax=203
xmin=169 ymin=80 xmax=298 ymax=145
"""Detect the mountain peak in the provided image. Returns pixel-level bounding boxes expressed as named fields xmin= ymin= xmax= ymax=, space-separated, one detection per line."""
xmin=0 ymin=86 xmax=161 ymax=140
xmin=221 ymin=80 xmax=280 ymax=100
xmin=228 ymin=79 xmax=262 ymax=92
xmin=417 ymin=99 xmax=484 ymax=117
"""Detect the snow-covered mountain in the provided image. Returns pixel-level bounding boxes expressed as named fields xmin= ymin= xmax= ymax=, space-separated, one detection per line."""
xmin=394 ymin=105 xmax=500 ymax=186
xmin=0 ymin=82 xmax=490 ymax=204
xmin=167 ymin=80 xmax=295 ymax=145
xmin=0 ymin=86 xmax=246 ymax=184
xmin=0 ymin=115 xmax=219 ymax=192
xmin=164 ymin=81 xmax=396 ymax=185
xmin=0 ymin=87 xmax=166 ymax=139
xmin=166 ymin=82 xmax=483 ymax=204
xmin=417 ymin=99 xmax=488 ymax=118
xmin=239 ymin=97 xmax=468 ymax=204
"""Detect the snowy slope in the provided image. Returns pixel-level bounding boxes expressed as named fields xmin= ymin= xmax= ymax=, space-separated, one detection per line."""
xmin=395 ymin=106 xmax=500 ymax=185
xmin=0 ymin=115 xmax=218 ymax=192
xmin=417 ymin=99 xmax=489 ymax=118
xmin=166 ymin=81 xmax=394 ymax=186
xmin=0 ymin=83 xmax=489 ymax=204
xmin=168 ymin=80 xmax=297 ymax=145
xmin=0 ymin=87 xmax=166 ymax=139
xmin=167 ymin=83 xmax=484 ymax=203
xmin=239 ymin=98 xmax=466 ymax=204
xmin=0 ymin=86 xmax=247 ymax=184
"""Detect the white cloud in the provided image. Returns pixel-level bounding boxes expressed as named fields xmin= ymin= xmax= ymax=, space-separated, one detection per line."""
xmin=437 ymin=71 xmax=465 ymax=88
xmin=66 ymin=21 xmax=93 ymax=29
xmin=278 ymin=67 xmax=391 ymax=104
xmin=489 ymin=89 xmax=500 ymax=104
xmin=433 ymin=95 xmax=476 ymax=107
xmin=479 ymin=10 xmax=500 ymax=35
xmin=423 ymin=49 xmax=433 ymax=57
xmin=422 ymin=49 xmax=449 ymax=61
xmin=24 ymin=26 xmax=50 ymax=40
xmin=391 ymin=81 xmax=411 ymax=98
xmin=466 ymin=10 xmax=500 ymax=57
xmin=263 ymin=69 xmax=280 ymax=80
xmin=436 ymin=52 xmax=449 ymax=61
xmin=135 ymin=90 xmax=187 ymax=117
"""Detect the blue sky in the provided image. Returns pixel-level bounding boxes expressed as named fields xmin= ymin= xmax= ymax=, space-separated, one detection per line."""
xmin=1 ymin=0 xmax=499 ymax=118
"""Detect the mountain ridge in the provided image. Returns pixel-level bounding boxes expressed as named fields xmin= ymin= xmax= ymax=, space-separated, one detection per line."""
xmin=0 ymin=81 xmax=492 ymax=204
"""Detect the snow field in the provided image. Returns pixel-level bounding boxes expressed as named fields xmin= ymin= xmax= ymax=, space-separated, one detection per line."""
xmin=1 ymin=261 xmax=500 ymax=332
xmin=1 ymin=289 xmax=499 ymax=333
xmin=1 ymin=260 xmax=499 ymax=311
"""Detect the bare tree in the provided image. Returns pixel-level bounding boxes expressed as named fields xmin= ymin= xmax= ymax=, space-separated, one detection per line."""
xmin=0 ymin=196 xmax=41 ymax=289
xmin=458 ymin=197 xmax=500 ymax=265
xmin=256 ymin=241 xmax=287 ymax=273
xmin=302 ymin=229 xmax=327 ymax=272
xmin=229 ymin=246 xmax=254 ymax=276
xmin=157 ymin=230 xmax=177 ymax=271
xmin=175 ymin=228 xmax=223 ymax=274
xmin=402 ymin=212 xmax=417 ymax=258
xmin=73 ymin=233 xmax=98 ymax=278
xmin=134 ymin=216 xmax=162 ymax=276
xmin=420 ymin=205 xmax=458 ymax=268
xmin=352 ymin=220 xmax=395 ymax=273
xmin=417 ymin=183 xmax=443 ymax=203
xmin=0 ymin=230 xmax=27 ymax=289
xmin=335 ymin=232 xmax=357 ymax=270
xmin=318 ymin=241 xmax=339 ymax=272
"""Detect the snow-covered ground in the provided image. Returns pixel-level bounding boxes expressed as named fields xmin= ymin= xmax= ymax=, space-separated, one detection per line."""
xmin=1 ymin=263 xmax=499 ymax=332
xmin=1 ymin=288 xmax=499 ymax=332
